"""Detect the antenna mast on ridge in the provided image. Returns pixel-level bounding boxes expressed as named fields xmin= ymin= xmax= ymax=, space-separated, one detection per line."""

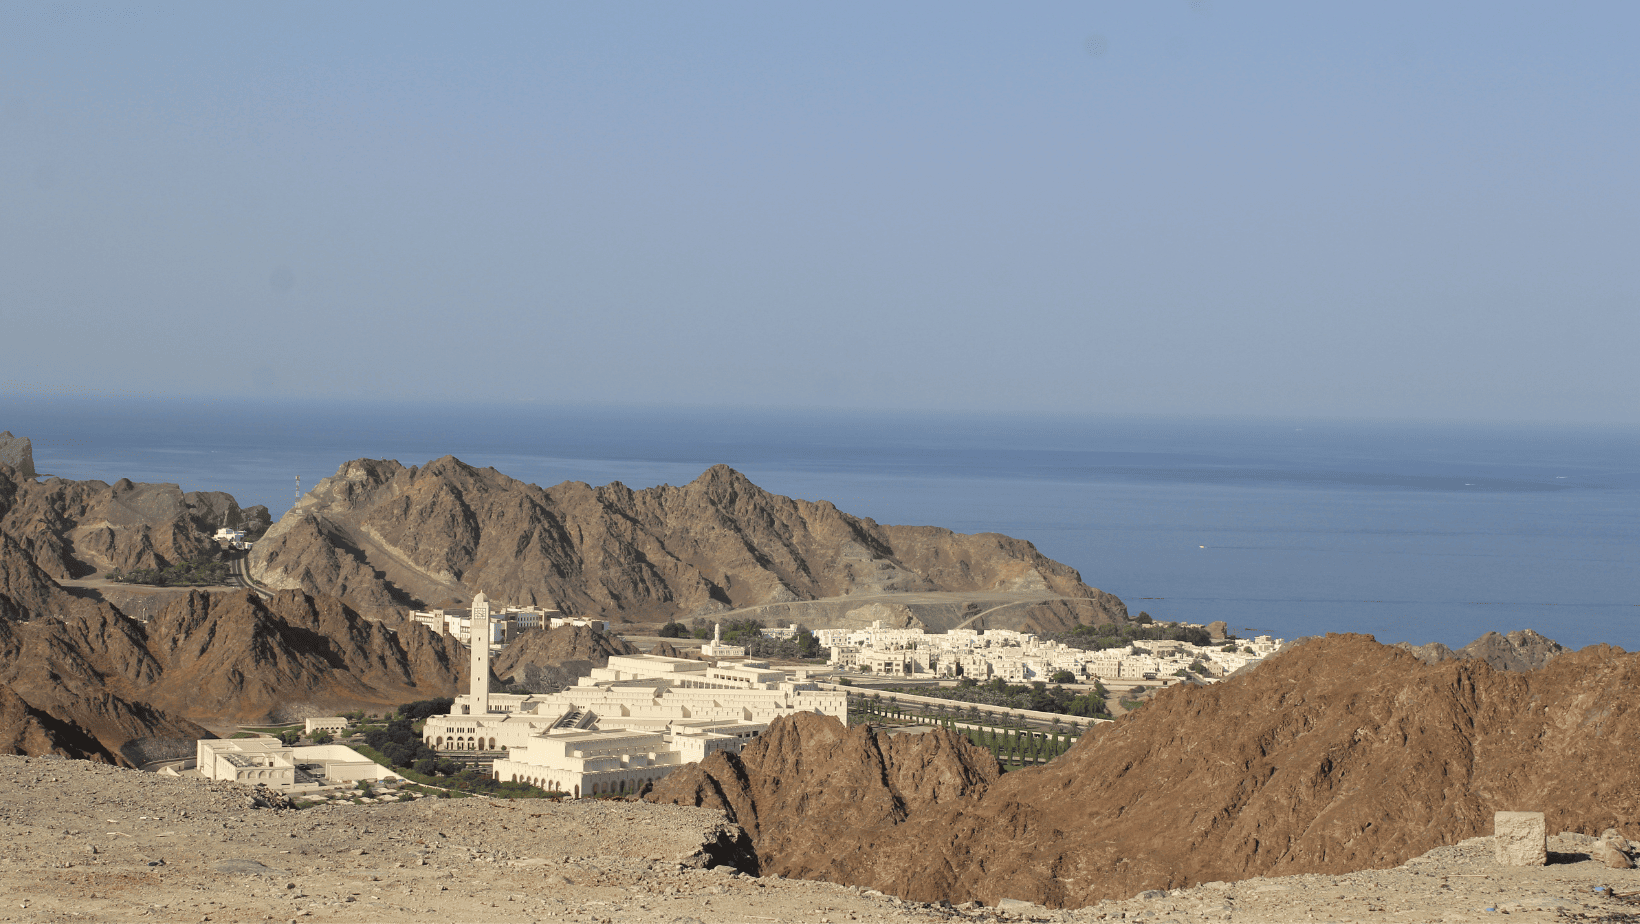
xmin=295 ymin=475 xmax=300 ymax=506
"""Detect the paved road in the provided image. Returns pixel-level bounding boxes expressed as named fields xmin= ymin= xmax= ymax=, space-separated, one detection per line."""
xmin=231 ymin=553 xmax=273 ymax=599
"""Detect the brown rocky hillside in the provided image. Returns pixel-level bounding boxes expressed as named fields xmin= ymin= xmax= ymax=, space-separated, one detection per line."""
xmin=650 ymin=633 xmax=1640 ymax=908
xmin=250 ymin=457 xmax=1123 ymax=623
xmin=139 ymin=589 xmax=465 ymax=723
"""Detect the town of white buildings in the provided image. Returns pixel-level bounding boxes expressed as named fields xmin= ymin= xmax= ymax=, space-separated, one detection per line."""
xmin=416 ymin=594 xmax=846 ymax=798
xmin=195 ymin=594 xmax=1277 ymax=798
xmin=818 ymin=622 xmax=1283 ymax=682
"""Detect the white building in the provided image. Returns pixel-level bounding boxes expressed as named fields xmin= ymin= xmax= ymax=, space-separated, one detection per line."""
xmin=419 ymin=596 xmax=846 ymax=798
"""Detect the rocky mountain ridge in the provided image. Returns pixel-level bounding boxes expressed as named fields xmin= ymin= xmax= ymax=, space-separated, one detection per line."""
xmin=250 ymin=457 xmax=1126 ymax=626
xmin=650 ymin=632 xmax=1640 ymax=908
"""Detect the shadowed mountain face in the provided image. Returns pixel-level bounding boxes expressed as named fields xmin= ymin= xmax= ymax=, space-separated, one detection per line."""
xmin=140 ymin=590 xmax=465 ymax=724
xmin=0 ymin=463 xmax=270 ymax=579
xmin=0 ymin=581 xmax=463 ymax=763
xmin=249 ymin=458 xmax=1123 ymax=623
xmin=650 ymin=634 xmax=1640 ymax=908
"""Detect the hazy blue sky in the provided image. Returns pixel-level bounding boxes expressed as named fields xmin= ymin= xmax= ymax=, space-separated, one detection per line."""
xmin=3 ymin=3 xmax=1636 ymax=423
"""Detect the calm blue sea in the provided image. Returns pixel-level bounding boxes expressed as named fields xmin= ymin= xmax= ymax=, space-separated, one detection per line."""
xmin=3 ymin=396 xmax=1636 ymax=652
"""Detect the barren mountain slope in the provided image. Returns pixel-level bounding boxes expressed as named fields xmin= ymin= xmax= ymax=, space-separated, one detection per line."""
xmin=0 ymin=527 xmax=84 ymax=622
xmin=250 ymin=458 xmax=1120 ymax=622
xmin=651 ymin=634 xmax=1640 ymax=908
xmin=0 ymin=462 xmax=269 ymax=579
xmin=0 ymin=581 xmax=463 ymax=759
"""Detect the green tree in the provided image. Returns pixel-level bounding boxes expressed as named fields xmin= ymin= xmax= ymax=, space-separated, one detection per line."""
xmin=311 ymin=729 xmax=334 ymax=745
xmin=1049 ymin=669 xmax=1077 ymax=684
xmin=657 ymin=621 xmax=689 ymax=638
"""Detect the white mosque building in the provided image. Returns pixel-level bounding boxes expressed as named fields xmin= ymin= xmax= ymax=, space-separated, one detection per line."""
xmin=420 ymin=593 xmax=846 ymax=798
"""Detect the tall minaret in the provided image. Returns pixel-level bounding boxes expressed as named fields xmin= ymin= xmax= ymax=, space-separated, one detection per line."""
xmin=469 ymin=592 xmax=491 ymax=714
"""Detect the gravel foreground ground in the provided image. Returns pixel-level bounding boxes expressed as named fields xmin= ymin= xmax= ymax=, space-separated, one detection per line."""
xmin=1 ymin=755 xmax=1636 ymax=924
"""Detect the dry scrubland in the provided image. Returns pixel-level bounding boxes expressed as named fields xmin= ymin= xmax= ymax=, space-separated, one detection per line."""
xmin=0 ymin=754 xmax=1637 ymax=924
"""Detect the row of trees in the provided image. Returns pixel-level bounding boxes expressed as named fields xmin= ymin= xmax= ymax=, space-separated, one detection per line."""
xmin=107 ymin=554 xmax=233 ymax=587
xmin=1048 ymin=620 xmax=1219 ymax=651
xmin=848 ymin=696 xmax=1077 ymax=767
xmin=962 ymin=724 xmax=1076 ymax=767
xmin=879 ymin=677 xmax=1111 ymax=718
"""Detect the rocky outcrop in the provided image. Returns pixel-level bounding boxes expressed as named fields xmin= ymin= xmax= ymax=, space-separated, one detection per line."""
xmin=0 ymin=681 xmax=114 ymax=762
xmin=649 ymin=713 xmax=999 ymax=882
xmin=491 ymin=624 xmax=639 ymax=689
xmin=0 ymin=434 xmax=34 ymax=480
xmin=652 ymin=634 xmax=1640 ymax=908
xmin=648 ymin=640 xmax=705 ymax=660
xmin=1393 ymin=629 xmax=1566 ymax=671
xmin=1391 ymin=639 xmax=1460 ymax=664
xmin=1459 ymin=629 xmax=1566 ymax=671
xmin=0 ymin=464 xmax=268 ymax=578
xmin=250 ymin=458 xmax=1120 ymax=623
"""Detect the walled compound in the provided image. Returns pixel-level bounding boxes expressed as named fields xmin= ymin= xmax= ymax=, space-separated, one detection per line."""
xmin=419 ymin=594 xmax=847 ymax=798
xmin=195 ymin=738 xmax=401 ymax=790
xmin=819 ymin=622 xmax=1284 ymax=682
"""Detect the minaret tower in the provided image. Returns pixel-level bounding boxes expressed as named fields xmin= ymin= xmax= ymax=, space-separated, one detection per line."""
xmin=469 ymin=592 xmax=491 ymax=714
